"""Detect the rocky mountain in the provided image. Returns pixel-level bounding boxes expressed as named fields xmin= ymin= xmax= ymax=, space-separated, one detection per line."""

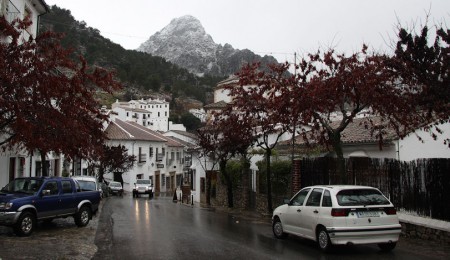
xmin=39 ymin=6 xmax=224 ymax=106
xmin=137 ymin=15 xmax=278 ymax=77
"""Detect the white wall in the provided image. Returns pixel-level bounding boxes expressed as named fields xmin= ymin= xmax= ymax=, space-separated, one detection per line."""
xmin=8 ymin=0 xmax=45 ymax=39
xmin=398 ymin=122 xmax=450 ymax=161
xmin=214 ymin=88 xmax=232 ymax=103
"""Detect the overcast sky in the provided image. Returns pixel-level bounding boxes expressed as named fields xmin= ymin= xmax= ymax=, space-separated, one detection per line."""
xmin=44 ymin=0 xmax=449 ymax=63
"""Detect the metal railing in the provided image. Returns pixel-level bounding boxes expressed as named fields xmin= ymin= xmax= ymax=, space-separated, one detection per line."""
xmin=138 ymin=153 xmax=147 ymax=163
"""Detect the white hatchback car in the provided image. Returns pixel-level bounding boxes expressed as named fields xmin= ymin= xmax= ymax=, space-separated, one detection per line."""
xmin=272 ymin=185 xmax=402 ymax=252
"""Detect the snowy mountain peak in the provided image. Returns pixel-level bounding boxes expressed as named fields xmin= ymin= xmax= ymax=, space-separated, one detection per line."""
xmin=137 ymin=15 xmax=278 ymax=77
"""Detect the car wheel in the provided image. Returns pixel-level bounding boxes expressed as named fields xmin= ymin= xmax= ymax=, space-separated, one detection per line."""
xmin=378 ymin=242 xmax=397 ymax=251
xmin=75 ymin=206 xmax=91 ymax=227
xmin=317 ymin=227 xmax=332 ymax=252
xmin=272 ymin=218 xmax=287 ymax=239
xmin=14 ymin=212 xmax=36 ymax=236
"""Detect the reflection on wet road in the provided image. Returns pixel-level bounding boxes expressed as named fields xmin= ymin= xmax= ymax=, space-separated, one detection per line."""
xmin=103 ymin=194 xmax=450 ymax=260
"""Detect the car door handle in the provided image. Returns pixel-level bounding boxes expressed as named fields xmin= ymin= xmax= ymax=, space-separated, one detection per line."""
xmin=314 ymin=210 xmax=319 ymax=214
xmin=297 ymin=209 xmax=301 ymax=212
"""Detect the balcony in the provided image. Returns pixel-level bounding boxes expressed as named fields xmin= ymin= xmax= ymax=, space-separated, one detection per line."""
xmin=184 ymin=160 xmax=192 ymax=167
xmin=138 ymin=153 xmax=147 ymax=164
xmin=156 ymin=153 xmax=164 ymax=162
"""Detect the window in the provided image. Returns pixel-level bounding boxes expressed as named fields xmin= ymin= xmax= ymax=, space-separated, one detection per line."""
xmin=322 ymin=190 xmax=332 ymax=207
xmin=306 ymin=188 xmax=323 ymax=206
xmin=165 ymin=112 xmax=167 ymax=117
xmin=291 ymin=188 xmax=310 ymax=206
xmin=61 ymin=181 xmax=72 ymax=193
xmin=336 ymin=189 xmax=390 ymax=206
xmin=149 ymin=147 xmax=153 ymax=157
xmin=43 ymin=181 xmax=59 ymax=195
xmin=162 ymin=174 xmax=166 ymax=186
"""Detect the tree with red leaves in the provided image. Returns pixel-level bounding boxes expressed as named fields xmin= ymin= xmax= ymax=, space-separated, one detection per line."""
xmin=224 ymin=62 xmax=300 ymax=212
xmin=89 ymin=145 xmax=136 ymax=182
xmin=197 ymin=105 xmax=254 ymax=208
xmin=295 ymin=45 xmax=422 ymax=183
xmin=0 ymin=17 xmax=121 ymax=175
xmin=394 ymin=24 xmax=450 ymax=146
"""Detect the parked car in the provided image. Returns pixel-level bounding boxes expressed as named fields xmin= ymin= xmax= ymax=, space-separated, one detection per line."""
xmin=272 ymin=185 xmax=402 ymax=252
xmin=132 ymin=179 xmax=153 ymax=198
xmin=0 ymin=177 xmax=101 ymax=236
xmin=108 ymin=181 xmax=123 ymax=196
xmin=71 ymin=176 xmax=104 ymax=197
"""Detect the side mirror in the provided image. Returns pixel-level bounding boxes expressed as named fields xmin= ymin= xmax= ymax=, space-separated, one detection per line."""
xmin=283 ymin=198 xmax=290 ymax=205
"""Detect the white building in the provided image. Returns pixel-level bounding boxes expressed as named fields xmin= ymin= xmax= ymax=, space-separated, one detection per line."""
xmin=0 ymin=0 xmax=51 ymax=188
xmin=103 ymin=119 xmax=189 ymax=194
xmin=111 ymin=98 xmax=186 ymax=132
xmin=0 ymin=0 xmax=48 ymax=42
xmin=189 ymin=108 xmax=206 ymax=123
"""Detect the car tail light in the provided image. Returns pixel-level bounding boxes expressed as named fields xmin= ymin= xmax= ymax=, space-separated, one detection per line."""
xmin=331 ymin=208 xmax=350 ymax=217
xmin=383 ymin=207 xmax=397 ymax=215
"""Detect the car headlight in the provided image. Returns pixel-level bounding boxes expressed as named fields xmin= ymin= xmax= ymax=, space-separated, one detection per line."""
xmin=0 ymin=202 xmax=13 ymax=210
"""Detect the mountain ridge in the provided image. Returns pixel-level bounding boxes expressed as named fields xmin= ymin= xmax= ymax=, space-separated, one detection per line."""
xmin=137 ymin=15 xmax=278 ymax=77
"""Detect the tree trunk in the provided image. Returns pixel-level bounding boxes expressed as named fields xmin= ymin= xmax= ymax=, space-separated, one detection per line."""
xmin=205 ymin=171 xmax=211 ymax=206
xmin=98 ymin=163 xmax=105 ymax=182
xmin=241 ymin=154 xmax=251 ymax=209
xmin=266 ymin=148 xmax=273 ymax=213
xmin=40 ymin=150 xmax=47 ymax=177
xmin=220 ymin=159 xmax=233 ymax=208
xmin=330 ymin=133 xmax=346 ymax=184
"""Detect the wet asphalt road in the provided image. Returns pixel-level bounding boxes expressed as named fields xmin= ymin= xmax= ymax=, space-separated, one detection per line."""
xmin=94 ymin=194 xmax=450 ymax=260
xmin=1 ymin=194 xmax=450 ymax=259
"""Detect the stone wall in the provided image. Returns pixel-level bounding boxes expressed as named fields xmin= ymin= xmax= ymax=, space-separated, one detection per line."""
xmin=211 ymin=174 xmax=250 ymax=209
xmin=401 ymin=222 xmax=450 ymax=245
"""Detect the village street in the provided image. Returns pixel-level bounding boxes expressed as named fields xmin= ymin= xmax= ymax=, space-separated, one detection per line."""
xmin=1 ymin=193 xmax=449 ymax=260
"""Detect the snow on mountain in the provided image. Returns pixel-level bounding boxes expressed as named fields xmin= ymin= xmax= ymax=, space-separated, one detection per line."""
xmin=137 ymin=15 xmax=278 ymax=77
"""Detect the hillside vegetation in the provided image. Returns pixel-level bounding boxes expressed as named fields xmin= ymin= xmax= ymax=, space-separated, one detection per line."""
xmin=39 ymin=6 xmax=225 ymax=106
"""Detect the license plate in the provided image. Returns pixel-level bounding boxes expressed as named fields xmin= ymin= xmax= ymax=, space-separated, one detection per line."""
xmin=357 ymin=211 xmax=380 ymax=218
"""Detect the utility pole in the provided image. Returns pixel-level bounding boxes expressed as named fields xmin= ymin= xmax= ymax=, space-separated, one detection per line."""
xmin=291 ymin=52 xmax=297 ymax=164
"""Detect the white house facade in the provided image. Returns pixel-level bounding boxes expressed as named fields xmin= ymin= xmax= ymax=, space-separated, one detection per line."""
xmin=0 ymin=0 xmax=53 ymax=188
xmin=111 ymin=98 xmax=186 ymax=132
xmin=103 ymin=119 xmax=188 ymax=195
xmin=1 ymin=0 xmax=48 ymax=42
xmin=397 ymin=122 xmax=450 ymax=161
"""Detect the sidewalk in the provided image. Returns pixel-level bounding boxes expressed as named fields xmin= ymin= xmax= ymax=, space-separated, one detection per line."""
xmin=0 ymin=199 xmax=104 ymax=260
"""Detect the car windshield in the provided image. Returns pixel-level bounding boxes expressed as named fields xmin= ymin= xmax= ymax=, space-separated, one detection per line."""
xmin=136 ymin=180 xmax=151 ymax=185
xmin=1 ymin=179 xmax=43 ymax=194
xmin=336 ymin=189 xmax=391 ymax=206
xmin=110 ymin=182 xmax=121 ymax=187
xmin=77 ymin=180 xmax=97 ymax=191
